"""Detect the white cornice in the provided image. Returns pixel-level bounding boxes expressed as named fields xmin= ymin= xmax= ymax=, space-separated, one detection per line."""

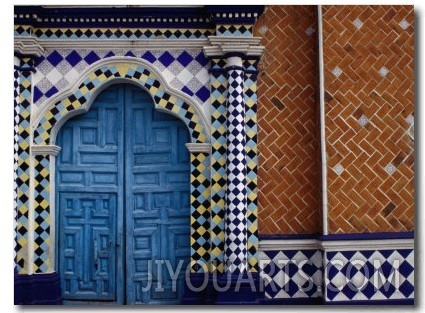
xmin=321 ymin=238 xmax=414 ymax=252
xmin=38 ymin=39 xmax=209 ymax=50
xmin=31 ymin=145 xmax=61 ymax=156
xmin=259 ymin=238 xmax=414 ymax=252
xmin=204 ymin=36 xmax=264 ymax=57
xmin=186 ymin=143 xmax=211 ymax=154
xmin=14 ymin=37 xmax=44 ymax=57
xmin=259 ymin=239 xmax=321 ymax=251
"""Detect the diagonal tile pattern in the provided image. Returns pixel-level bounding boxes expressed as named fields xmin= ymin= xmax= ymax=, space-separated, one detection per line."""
xmin=33 ymin=49 xmax=210 ymax=108
xmin=323 ymin=5 xmax=414 ymax=233
xmin=253 ymin=5 xmax=321 ymax=235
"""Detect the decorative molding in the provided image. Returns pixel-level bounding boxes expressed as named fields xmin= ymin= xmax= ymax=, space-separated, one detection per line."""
xmin=204 ymin=36 xmax=264 ymax=57
xmin=186 ymin=143 xmax=211 ymax=154
xmin=14 ymin=37 xmax=44 ymax=57
xmin=38 ymin=38 xmax=209 ymax=50
xmin=321 ymin=238 xmax=414 ymax=251
xmin=259 ymin=239 xmax=321 ymax=251
xmin=31 ymin=145 xmax=61 ymax=156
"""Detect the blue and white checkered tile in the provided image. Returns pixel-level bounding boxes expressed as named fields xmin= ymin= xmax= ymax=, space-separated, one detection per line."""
xmin=325 ymin=250 xmax=414 ymax=301
xmin=260 ymin=250 xmax=323 ymax=299
xmin=33 ymin=49 xmax=210 ymax=107
xmin=224 ymin=69 xmax=247 ymax=273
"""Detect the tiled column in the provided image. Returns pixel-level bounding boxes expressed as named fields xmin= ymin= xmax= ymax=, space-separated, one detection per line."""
xmin=186 ymin=143 xmax=212 ymax=273
xmin=31 ymin=145 xmax=61 ymax=273
xmin=225 ymin=56 xmax=248 ymax=274
xmin=14 ymin=54 xmax=35 ymax=274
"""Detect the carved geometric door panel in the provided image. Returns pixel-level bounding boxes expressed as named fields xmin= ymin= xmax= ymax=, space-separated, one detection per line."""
xmin=56 ymin=84 xmax=190 ymax=304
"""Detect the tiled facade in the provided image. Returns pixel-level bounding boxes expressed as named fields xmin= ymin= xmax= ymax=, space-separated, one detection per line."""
xmin=254 ymin=6 xmax=321 ymax=235
xmin=322 ymin=5 xmax=414 ymax=233
xmin=14 ymin=5 xmax=414 ymax=306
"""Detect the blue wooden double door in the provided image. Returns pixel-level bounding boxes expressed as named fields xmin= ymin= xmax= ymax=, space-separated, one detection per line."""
xmin=56 ymin=84 xmax=191 ymax=304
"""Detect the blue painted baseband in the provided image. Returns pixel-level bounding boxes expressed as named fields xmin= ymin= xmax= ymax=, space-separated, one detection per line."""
xmin=259 ymin=298 xmax=323 ymax=305
xmin=182 ymin=273 xmax=264 ymax=305
xmin=325 ymin=299 xmax=414 ymax=305
xmin=14 ymin=271 xmax=62 ymax=305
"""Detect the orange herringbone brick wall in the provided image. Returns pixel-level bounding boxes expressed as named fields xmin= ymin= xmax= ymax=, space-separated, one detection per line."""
xmin=254 ymin=5 xmax=321 ymax=234
xmin=323 ymin=5 xmax=414 ymax=233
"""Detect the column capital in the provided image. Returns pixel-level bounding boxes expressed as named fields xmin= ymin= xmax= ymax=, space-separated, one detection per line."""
xmin=203 ymin=36 xmax=264 ymax=58
xmin=31 ymin=145 xmax=61 ymax=156
xmin=186 ymin=143 xmax=211 ymax=154
xmin=14 ymin=37 xmax=44 ymax=58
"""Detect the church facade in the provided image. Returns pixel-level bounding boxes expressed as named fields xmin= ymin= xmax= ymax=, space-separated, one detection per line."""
xmin=14 ymin=5 xmax=414 ymax=305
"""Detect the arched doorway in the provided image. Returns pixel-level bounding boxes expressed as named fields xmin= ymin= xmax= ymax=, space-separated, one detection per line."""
xmin=56 ymin=84 xmax=191 ymax=304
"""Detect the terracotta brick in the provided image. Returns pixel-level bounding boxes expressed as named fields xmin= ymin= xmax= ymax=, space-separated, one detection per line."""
xmin=255 ymin=5 xmax=320 ymax=235
xmin=256 ymin=5 xmax=413 ymax=235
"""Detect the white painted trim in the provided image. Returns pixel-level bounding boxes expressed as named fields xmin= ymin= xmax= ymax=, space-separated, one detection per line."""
xmin=227 ymin=56 xmax=243 ymax=67
xmin=186 ymin=143 xmax=211 ymax=154
xmin=317 ymin=5 xmax=328 ymax=235
xmin=31 ymin=145 xmax=61 ymax=156
xmin=14 ymin=37 xmax=44 ymax=57
xmin=48 ymin=155 xmax=56 ymax=273
xmin=321 ymin=238 xmax=414 ymax=251
xmin=31 ymin=56 xmax=211 ymax=144
xmin=204 ymin=36 xmax=264 ymax=57
xmin=259 ymin=238 xmax=414 ymax=252
xmin=259 ymin=239 xmax=321 ymax=251
xmin=38 ymin=38 xmax=210 ymax=50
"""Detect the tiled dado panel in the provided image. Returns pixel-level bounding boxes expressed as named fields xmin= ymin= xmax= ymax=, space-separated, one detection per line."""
xmin=253 ymin=6 xmax=320 ymax=235
xmin=260 ymin=249 xmax=323 ymax=300
xmin=259 ymin=236 xmax=414 ymax=304
xmin=323 ymin=5 xmax=414 ymax=233
xmin=33 ymin=49 xmax=210 ymax=109
xmin=325 ymin=249 xmax=414 ymax=302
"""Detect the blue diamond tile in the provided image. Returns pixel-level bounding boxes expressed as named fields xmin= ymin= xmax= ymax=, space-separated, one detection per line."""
xmin=176 ymin=51 xmax=193 ymax=67
xmin=65 ymin=50 xmax=82 ymax=66
xmin=45 ymin=86 xmax=58 ymax=98
xmin=141 ymin=51 xmax=156 ymax=63
xmin=33 ymin=86 xmax=43 ymax=103
xmin=282 ymin=250 xmax=298 ymax=259
xmin=34 ymin=56 xmax=45 ymax=67
xmin=158 ymin=51 xmax=175 ymax=67
xmin=341 ymin=283 xmax=358 ymax=299
xmin=195 ymin=86 xmax=210 ymax=102
xmin=399 ymin=261 xmax=414 ymax=277
xmin=264 ymin=250 xmax=280 ymax=260
xmin=46 ymin=51 xmax=64 ymax=66
xmin=283 ymin=280 xmax=299 ymax=297
xmin=399 ymin=280 xmax=414 ymax=298
xmin=125 ymin=51 xmax=136 ymax=57
xmin=361 ymin=281 xmax=376 ymax=299
xmin=397 ymin=249 xmax=412 ymax=258
xmin=380 ymin=261 xmax=394 ymax=277
xmin=182 ymin=86 xmax=194 ymax=96
xmin=327 ymin=283 xmax=339 ymax=300
xmin=105 ymin=51 xmax=115 ymax=58
xmin=84 ymin=51 xmax=100 ymax=65
xmin=195 ymin=52 xmax=208 ymax=66
xmin=379 ymin=281 xmax=396 ymax=298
